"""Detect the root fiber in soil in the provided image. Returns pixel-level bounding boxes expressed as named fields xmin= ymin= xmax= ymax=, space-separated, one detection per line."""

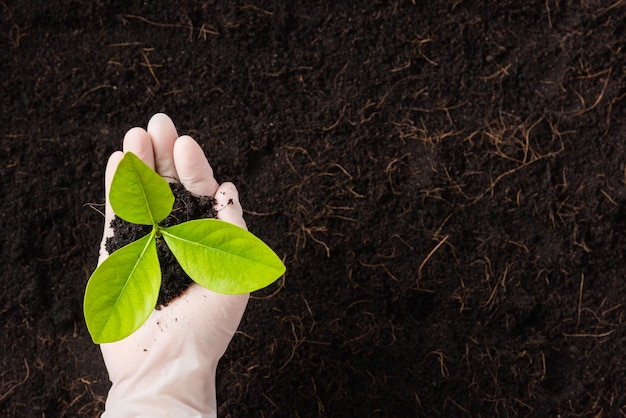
xmin=1 ymin=1 xmax=625 ymax=417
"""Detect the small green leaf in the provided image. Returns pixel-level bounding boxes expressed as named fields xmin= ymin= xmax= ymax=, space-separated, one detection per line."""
xmin=84 ymin=232 xmax=161 ymax=344
xmin=110 ymin=152 xmax=174 ymax=225
xmin=162 ymin=219 xmax=285 ymax=294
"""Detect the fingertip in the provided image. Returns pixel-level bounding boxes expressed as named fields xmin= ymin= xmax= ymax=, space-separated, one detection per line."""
xmin=147 ymin=113 xmax=178 ymax=179
xmin=100 ymin=151 xmax=124 ymax=265
xmin=174 ymin=135 xmax=219 ymax=196
xmin=214 ymin=182 xmax=247 ymax=230
xmin=105 ymin=151 xmax=124 ymax=198
xmin=123 ymin=127 xmax=155 ymax=169
xmin=148 ymin=113 xmax=174 ymax=127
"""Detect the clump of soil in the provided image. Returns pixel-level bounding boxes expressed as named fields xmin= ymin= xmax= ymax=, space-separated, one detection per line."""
xmin=104 ymin=182 xmax=216 ymax=307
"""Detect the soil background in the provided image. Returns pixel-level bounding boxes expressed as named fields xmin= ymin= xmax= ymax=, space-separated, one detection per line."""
xmin=2 ymin=1 xmax=626 ymax=417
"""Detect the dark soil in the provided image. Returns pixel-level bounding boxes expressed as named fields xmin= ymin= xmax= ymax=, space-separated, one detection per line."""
xmin=2 ymin=1 xmax=626 ymax=417
xmin=105 ymin=182 xmax=216 ymax=308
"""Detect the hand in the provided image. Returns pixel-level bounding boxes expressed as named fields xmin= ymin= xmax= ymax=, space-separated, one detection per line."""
xmin=98 ymin=114 xmax=249 ymax=418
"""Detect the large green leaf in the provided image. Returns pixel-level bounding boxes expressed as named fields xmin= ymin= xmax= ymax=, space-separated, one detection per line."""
xmin=162 ymin=219 xmax=285 ymax=294
xmin=110 ymin=152 xmax=174 ymax=225
xmin=84 ymin=232 xmax=161 ymax=344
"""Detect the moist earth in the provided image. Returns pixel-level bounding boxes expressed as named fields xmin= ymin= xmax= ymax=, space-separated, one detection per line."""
xmin=105 ymin=182 xmax=216 ymax=308
xmin=1 ymin=1 xmax=626 ymax=417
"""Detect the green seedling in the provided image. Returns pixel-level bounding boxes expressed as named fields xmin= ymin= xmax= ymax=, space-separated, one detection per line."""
xmin=84 ymin=152 xmax=285 ymax=344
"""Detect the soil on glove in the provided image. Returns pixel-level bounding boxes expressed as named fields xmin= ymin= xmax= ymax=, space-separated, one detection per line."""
xmin=105 ymin=182 xmax=216 ymax=308
xmin=2 ymin=1 xmax=626 ymax=417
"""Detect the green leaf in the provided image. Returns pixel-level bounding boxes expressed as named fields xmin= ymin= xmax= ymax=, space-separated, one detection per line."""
xmin=84 ymin=232 xmax=161 ymax=344
xmin=110 ymin=152 xmax=174 ymax=225
xmin=162 ymin=219 xmax=285 ymax=294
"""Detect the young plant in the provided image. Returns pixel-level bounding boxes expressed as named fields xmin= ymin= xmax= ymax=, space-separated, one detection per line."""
xmin=84 ymin=152 xmax=285 ymax=344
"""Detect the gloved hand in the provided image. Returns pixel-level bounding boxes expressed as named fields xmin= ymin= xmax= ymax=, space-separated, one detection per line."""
xmin=97 ymin=113 xmax=249 ymax=417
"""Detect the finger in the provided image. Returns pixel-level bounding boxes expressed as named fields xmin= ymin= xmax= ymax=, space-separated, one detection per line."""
xmin=122 ymin=127 xmax=155 ymax=170
xmin=147 ymin=113 xmax=178 ymax=180
xmin=214 ymin=182 xmax=247 ymax=230
xmin=173 ymin=135 xmax=219 ymax=197
xmin=99 ymin=151 xmax=124 ymax=265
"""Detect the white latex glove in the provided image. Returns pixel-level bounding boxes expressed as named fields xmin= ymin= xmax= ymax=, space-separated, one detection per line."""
xmin=97 ymin=114 xmax=249 ymax=417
